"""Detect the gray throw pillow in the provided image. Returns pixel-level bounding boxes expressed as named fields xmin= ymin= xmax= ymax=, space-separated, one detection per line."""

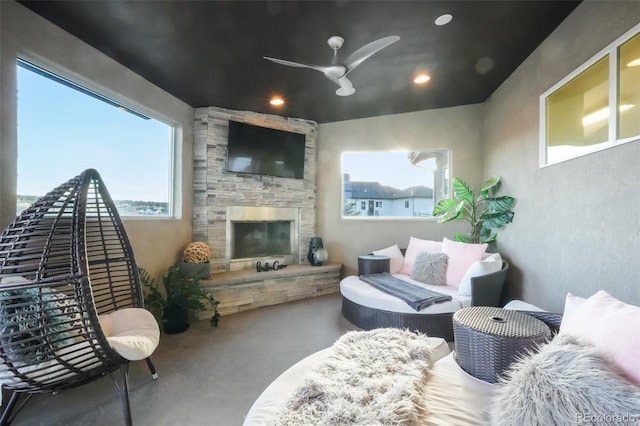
xmin=489 ymin=334 xmax=640 ymax=426
xmin=410 ymin=252 xmax=448 ymax=285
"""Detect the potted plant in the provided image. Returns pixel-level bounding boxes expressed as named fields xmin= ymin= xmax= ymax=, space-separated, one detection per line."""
xmin=141 ymin=264 xmax=220 ymax=334
xmin=432 ymin=176 xmax=515 ymax=244
xmin=179 ymin=241 xmax=211 ymax=278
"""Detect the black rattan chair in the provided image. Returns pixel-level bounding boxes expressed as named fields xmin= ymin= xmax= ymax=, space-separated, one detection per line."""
xmin=0 ymin=169 xmax=159 ymax=425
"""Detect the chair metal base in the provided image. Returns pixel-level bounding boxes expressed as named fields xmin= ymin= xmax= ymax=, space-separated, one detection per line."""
xmin=1 ymin=356 xmax=159 ymax=426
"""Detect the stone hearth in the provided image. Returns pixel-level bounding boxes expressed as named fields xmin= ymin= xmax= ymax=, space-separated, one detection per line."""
xmin=200 ymin=263 xmax=342 ymax=317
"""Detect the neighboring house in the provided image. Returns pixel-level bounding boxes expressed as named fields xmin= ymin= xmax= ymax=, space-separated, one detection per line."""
xmin=343 ymin=173 xmax=433 ymax=217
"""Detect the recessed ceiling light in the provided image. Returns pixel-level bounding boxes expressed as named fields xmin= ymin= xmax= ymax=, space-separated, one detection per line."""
xmin=628 ymin=58 xmax=640 ymax=67
xmin=414 ymin=74 xmax=431 ymax=84
xmin=434 ymin=14 xmax=453 ymax=26
xmin=270 ymin=96 xmax=285 ymax=106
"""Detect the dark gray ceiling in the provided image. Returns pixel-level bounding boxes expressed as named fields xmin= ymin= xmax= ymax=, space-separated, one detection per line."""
xmin=19 ymin=0 xmax=580 ymax=123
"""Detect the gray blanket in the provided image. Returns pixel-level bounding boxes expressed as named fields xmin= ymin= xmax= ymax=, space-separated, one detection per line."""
xmin=359 ymin=272 xmax=452 ymax=311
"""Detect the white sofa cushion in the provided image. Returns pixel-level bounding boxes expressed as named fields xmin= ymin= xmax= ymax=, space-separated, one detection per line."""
xmin=372 ymin=244 xmax=404 ymax=273
xmin=99 ymin=308 xmax=160 ymax=361
xmin=457 ymin=253 xmax=502 ymax=297
xmin=340 ymin=274 xmax=469 ymax=314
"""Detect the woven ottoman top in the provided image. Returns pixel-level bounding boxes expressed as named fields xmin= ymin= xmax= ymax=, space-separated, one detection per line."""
xmin=453 ymin=306 xmax=550 ymax=339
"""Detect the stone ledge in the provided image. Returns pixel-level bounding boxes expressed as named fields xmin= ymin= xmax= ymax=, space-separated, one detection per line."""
xmin=200 ymin=263 xmax=342 ymax=317
xmin=203 ymin=263 xmax=342 ymax=287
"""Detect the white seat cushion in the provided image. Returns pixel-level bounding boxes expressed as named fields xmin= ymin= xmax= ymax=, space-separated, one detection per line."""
xmin=340 ymin=274 xmax=469 ymax=314
xmin=99 ymin=308 xmax=160 ymax=361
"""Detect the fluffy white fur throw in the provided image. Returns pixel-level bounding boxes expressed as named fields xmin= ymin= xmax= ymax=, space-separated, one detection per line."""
xmin=489 ymin=334 xmax=640 ymax=426
xmin=271 ymin=328 xmax=434 ymax=426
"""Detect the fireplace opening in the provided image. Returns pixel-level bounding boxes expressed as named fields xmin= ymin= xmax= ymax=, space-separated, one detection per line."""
xmin=226 ymin=206 xmax=300 ymax=271
xmin=232 ymin=221 xmax=291 ymax=259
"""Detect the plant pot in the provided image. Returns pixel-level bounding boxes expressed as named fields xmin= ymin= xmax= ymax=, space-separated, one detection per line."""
xmin=162 ymin=305 xmax=189 ymax=334
xmin=178 ymin=261 xmax=211 ymax=278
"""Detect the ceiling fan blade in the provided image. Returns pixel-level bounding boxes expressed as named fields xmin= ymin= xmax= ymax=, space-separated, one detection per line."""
xmin=343 ymin=36 xmax=400 ymax=72
xmin=334 ymin=76 xmax=355 ymax=97
xmin=263 ymin=56 xmax=329 ymax=73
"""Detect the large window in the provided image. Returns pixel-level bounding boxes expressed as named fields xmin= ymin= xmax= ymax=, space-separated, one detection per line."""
xmin=541 ymin=24 xmax=640 ymax=166
xmin=342 ymin=150 xmax=450 ymax=219
xmin=17 ymin=59 xmax=175 ymax=217
xmin=619 ymin=31 xmax=640 ymax=140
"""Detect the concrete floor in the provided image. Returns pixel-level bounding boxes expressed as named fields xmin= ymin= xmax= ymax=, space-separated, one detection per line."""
xmin=11 ymin=293 xmax=357 ymax=426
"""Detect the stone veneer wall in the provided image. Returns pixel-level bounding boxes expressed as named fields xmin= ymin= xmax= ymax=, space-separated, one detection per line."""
xmin=193 ymin=106 xmax=318 ymax=273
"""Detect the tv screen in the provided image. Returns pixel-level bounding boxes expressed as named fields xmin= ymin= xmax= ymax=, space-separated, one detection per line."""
xmin=226 ymin=121 xmax=306 ymax=179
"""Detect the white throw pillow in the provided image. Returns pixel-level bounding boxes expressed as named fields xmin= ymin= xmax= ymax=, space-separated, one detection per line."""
xmin=457 ymin=253 xmax=502 ymax=296
xmin=559 ymin=292 xmax=586 ymax=329
xmin=372 ymin=244 xmax=404 ymax=273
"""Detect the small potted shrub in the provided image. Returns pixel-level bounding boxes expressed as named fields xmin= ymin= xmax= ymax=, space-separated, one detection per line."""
xmin=179 ymin=241 xmax=211 ymax=278
xmin=141 ymin=264 xmax=220 ymax=334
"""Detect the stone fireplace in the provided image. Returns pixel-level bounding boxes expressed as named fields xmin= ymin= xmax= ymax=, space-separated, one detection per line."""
xmin=226 ymin=206 xmax=300 ymax=271
xmin=193 ymin=106 xmax=318 ymax=273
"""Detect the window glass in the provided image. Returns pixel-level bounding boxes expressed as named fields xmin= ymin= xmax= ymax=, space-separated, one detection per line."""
xmin=545 ymin=56 xmax=609 ymax=164
xmin=342 ymin=150 xmax=450 ymax=219
xmin=16 ymin=60 xmax=174 ymax=217
xmin=619 ymin=32 xmax=640 ymax=140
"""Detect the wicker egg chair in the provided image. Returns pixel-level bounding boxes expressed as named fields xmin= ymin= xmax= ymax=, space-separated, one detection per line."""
xmin=0 ymin=169 xmax=159 ymax=425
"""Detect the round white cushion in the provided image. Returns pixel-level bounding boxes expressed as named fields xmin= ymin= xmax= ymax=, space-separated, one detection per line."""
xmin=340 ymin=274 xmax=469 ymax=314
xmin=243 ymin=336 xmax=451 ymax=425
xmin=99 ymin=308 xmax=160 ymax=361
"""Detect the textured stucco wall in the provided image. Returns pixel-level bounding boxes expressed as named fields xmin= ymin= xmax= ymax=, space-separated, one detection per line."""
xmin=0 ymin=1 xmax=194 ymax=280
xmin=484 ymin=1 xmax=640 ymax=311
xmin=317 ymin=104 xmax=484 ymax=276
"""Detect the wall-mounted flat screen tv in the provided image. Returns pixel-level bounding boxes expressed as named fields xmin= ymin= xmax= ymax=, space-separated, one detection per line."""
xmin=226 ymin=121 xmax=306 ymax=179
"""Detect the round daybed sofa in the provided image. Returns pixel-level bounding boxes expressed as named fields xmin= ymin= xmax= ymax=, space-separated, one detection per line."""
xmin=340 ymin=238 xmax=510 ymax=341
xmin=341 ymin=262 xmax=509 ymax=341
xmin=245 ymin=291 xmax=640 ymax=425
xmin=243 ymin=332 xmax=497 ymax=426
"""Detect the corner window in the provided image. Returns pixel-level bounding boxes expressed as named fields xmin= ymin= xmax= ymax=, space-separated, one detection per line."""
xmin=16 ymin=59 xmax=175 ymax=217
xmin=541 ymin=24 xmax=640 ymax=167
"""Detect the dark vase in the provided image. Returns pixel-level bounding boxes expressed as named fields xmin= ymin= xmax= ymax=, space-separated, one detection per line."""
xmin=307 ymin=237 xmax=327 ymax=266
xmin=162 ymin=305 xmax=189 ymax=334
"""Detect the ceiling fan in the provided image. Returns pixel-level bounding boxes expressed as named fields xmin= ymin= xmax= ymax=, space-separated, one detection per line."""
xmin=264 ymin=35 xmax=400 ymax=96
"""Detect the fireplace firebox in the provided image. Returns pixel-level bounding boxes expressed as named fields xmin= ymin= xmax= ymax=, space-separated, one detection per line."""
xmin=226 ymin=206 xmax=300 ymax=271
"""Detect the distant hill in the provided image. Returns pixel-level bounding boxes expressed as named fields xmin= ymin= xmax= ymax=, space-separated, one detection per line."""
xmin=16 ymin=195 xmax=168 ymax=216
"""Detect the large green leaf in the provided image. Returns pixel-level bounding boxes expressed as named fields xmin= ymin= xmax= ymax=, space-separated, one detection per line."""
xmin=452 ymin=177 xmax=474 ymax=204
xmin=454 ymin=233 xmax=472 ymax=243
xmin=480 ymin=176 xmax=500 ymax=195
xmin=432 ymin=199 xmax=464 ymax=222
xmin=480 ymin=232 xmax=497 ymax=244
xmin=480 ymin=211 xmax=515 ymax=229
xmin=485 ymin=196 xmax=516 ymax=213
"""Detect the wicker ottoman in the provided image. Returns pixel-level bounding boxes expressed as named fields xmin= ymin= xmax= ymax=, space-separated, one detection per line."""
xmin=453 ymin=306 xmax=552 ymax=383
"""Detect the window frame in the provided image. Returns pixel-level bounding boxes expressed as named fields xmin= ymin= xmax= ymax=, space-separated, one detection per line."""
xmin=15 ymin=55 xmax=179 ymax=219
xmin=540 ymin=23 xmax=640 ymax=168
